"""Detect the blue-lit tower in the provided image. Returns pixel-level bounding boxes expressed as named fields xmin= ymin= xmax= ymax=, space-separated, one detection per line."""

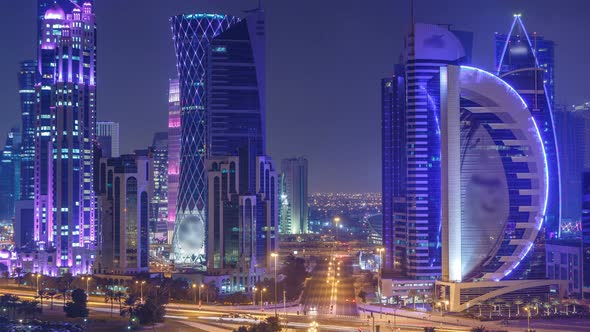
xmin=18 ymin=61 xmax=36 ymax=200
xmin=495 ymin=15 xmax=560 ymax=239
xmin=385 ymin=23 xmax=471 ymax=279
xmin=381 ymin=64 xmax=406 ymax=272
xmin=34 ymin=1 xmax=97 ymax=274
xmin=170 ymin=13 xmax=240 ymax=266
xmin=0 ymin=128 xmax=22 ymax=221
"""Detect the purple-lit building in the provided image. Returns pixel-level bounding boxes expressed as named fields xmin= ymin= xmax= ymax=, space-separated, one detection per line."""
xmin=33 ymin=0 xmax=97 ymax=275
xmin=495 ymin=15 xmax=560 ymax=240
xmin=167 ymin=78 xmax=180 ymax=244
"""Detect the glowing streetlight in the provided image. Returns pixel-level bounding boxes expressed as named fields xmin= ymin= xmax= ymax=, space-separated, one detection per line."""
xmin=81 ymin=276 xmax=92 ymax=295
xmin=136 ymin=280 xmax=146 ymax=303
xmin=34 ymin=273 xmax=41 ymax=294
xmin=260 ymin=287 xmax=267 ymax=311
xmin=271 ymin=252 xmax=278 ymax=317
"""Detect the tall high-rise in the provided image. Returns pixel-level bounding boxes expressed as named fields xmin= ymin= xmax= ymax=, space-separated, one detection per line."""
xmin=18 ymin=61 xmax=37 ymax=200
xmin=167 ymin=79 xmax=181 ymax=243
xmin=381 ymin=65 xmax=406 ymax=271
xmin=170 ymin=13 xmax=240 ymax=266
xmin=436 ymin=65 xmax=565 ymax=311
xmin=495 ymin=15 xmax=560 ymax=239
xmin=34 ymin=1 xmax=97 ymax=273
xmin=382 ymin=23 xmax=471 ymax=279
xmin=96 ymin=121 xmax=120 ymax=158
xmin=170 ymin=10 xmax=267 ymax=267
xmin=151 ymin=132 xmax=168 ymax=240
xmin=95 ymin=150 xmax=152 ymax=275
xmin=279 ymin=158 xmax=308 ymax=234
xmin=0 ymin=128 xmax=22 ymax=221
xmin=206 ymin=150 xmax=278 ymax=292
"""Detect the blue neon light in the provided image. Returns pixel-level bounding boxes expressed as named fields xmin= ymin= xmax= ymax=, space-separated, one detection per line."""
xmin=460 ymin=65 xmax=549 ymax=279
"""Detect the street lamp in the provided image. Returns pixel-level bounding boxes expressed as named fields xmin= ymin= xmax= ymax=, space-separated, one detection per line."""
xmin=192 ymin=283 xmax=197 ymax=305
xmin=136 ymin=280 xmax=146 ymax=303
xmin=525 ymin=306 xmax=532 ymax=332
xmin=260 ymin=287 xmax=267 ymax=312
xmin=271 ymin=252 xmax=278 ymax=317
xmin=35 ymin=273 xmax=41 ymax=294
xmin=253 ymin=286 xmax=257 ymax=306
xmin=444 ymin=300 xmax=450 ymax=312
xmin=199 ymin=284 xmax=204 ymax=308
xmin=81 ymin=276 xmax=91 ymax=295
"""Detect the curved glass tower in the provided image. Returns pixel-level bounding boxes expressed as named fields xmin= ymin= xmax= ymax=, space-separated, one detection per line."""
xmin=449 ymin=66 xmax=548 ymax=282
xmin=170 ymin=14 xmax=240 ymax=266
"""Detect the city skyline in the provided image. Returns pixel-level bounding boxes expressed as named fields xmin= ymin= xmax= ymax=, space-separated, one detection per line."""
xmin=3 ymin=0 xmax=590 ymax=193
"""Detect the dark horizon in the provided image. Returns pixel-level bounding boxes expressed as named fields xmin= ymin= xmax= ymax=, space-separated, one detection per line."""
xmin=1 ymin=0 xmax=590 ymax=193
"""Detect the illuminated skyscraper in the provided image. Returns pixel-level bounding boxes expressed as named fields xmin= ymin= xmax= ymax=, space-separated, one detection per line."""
xmin=279 ymin=157 xmax=308 ymax=234
xmin=34 ymin=1 xmax=97 ymax=274
xmin=381 ymin=65 xmax=406 ymax=271
xmin=382 ymin=23 xmax=471 ymax=279
xmin=495 ymin=15 xmax=560 ymax=239
xmin=170 ymin=13 xmax=240 ymax=266
xmin=18 ymin=60 xmax=36 ymax=200
xmin=95 ymin=151 xmax=152 ymax=274
xmin=167 ymin=79 xmax=180 ymax=243
xmin=0 ymin=128 xmax=22 ymax=220
xmin=435 ymin=65 xmax=565 ymax=313
xmin=170 ymin=11 xmax=267 ymax=266
xmin=151 ymin=132 xmax=168 ymax=240
xmin=96 ymin=121 xmax=120 ymax=158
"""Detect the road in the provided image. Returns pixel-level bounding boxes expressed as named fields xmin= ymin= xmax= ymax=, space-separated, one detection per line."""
xmin=300 ymin=254 xmax=359 ymax=319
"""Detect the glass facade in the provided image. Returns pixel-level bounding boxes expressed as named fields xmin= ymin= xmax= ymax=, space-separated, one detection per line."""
xmin=279 ymin=157 xmax=308 ymax=234
xmin=18 ymin=60 xmax=36 ymax=200
xmin=167 ymin=79 xmax=181 ymax=241
xmin=170 ymin=13 xmax=240 ymax=266
xmin=34 ymin=1 xmax=97 ymax=273
xmin=495 ymin=16 xmax=560 ymax=240
xmin=456 ymin=66 xmax=547 ymax=281
xmin=151 ymin=132 xmax=168 ymax=239
xmin=0 ymin=128 xmax=22 ymax=220
xmin=381 ymin=65 xmax=406 ymax=271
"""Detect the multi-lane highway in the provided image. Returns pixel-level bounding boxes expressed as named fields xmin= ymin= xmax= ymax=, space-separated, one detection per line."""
xmin=300 ymin=255 xmax=358 ymax=319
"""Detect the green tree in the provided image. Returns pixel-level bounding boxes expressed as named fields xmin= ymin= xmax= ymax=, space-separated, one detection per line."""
xmin=135 ymin=296 xmax=166 ymax=325
xmin=64 ymin=288 xmax=89 ymax=318
xmin=12 ymin=267 xmax=23 ymax=286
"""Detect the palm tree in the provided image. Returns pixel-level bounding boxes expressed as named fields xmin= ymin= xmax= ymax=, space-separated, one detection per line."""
xmin=514 ymin=298 xmax=523 ymax=316
xmin=531 ymin=297 xmax=540 ymax=316
xmin=543 ymin=302 xmax=551 ymax=316
xmin=12 ymin=267 xmax=23 ymax=286
xmin=47 ymin=290 xmax=57 ymax=310
xmin=408 ymin=290 xmax=418 ymax=309
xmin=549 ymin=298 xmax=559 ymax=315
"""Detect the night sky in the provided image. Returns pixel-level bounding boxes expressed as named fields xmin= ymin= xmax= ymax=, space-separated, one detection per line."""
xmin=1 ymin=0 xmax=589 ymax=193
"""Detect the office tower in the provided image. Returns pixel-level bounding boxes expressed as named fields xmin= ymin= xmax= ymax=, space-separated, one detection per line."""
xmin=0 ymin=128 xmax=22 ymax=220
xmin=14 ymin=200 xmax=35 ymax=249
xmin=571 ymin=103 xmax=590 ymax=169
xmin=435 ymin=64 xmax=565 ymax=312
xmin=170 ymin=13 xmax=240 ymax=266
xmin=167 ymin=79 xmax=180 ymax=243
xmin=34 ymin=1 xmax=97 ymax=273
xmin=381 ymin=65 xmax=406 ymax=271
xmin=95 ymin=151 xmax=152 ymax=274
xmin=495 ymin=15 xmax=560 ymax=239
xmin=583 ymin=172 xmax=590 ymax=298
xmin=554 ymin=106 xmax=584 ymax=228
xmin=18 ymin=60 xmax=36 ymax=200
xmin=206 ymin=149 xmax=278 ymax=292
xmin=383 ymin=23 xmax=471 ymax=279
xmin=96 ymin=121 xmax=120 ymax=158
xmin=279 ymin=158 xmax=308 ymax=234
xmin=151 ymin=132 xmax=168 ymax=239
xmin=171 ymin=11 xmax=267 ymax=266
